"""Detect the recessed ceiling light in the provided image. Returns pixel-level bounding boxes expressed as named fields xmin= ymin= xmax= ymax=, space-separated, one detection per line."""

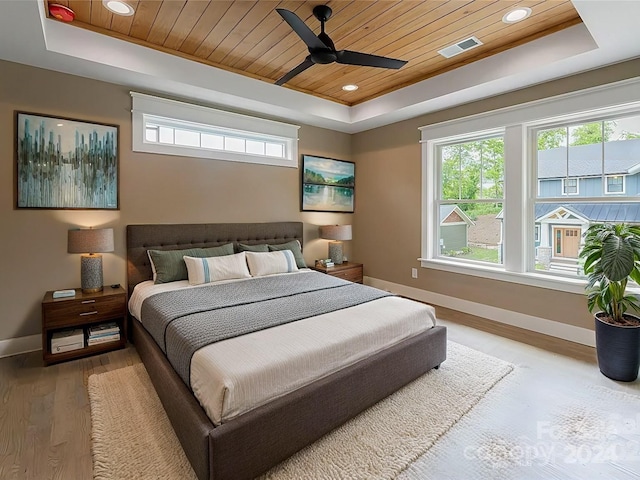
xmin=102 ymin=0 xmax=135 ymax=16
xmin=502 ymin=7 xmax=531 ymax=24
xmin=342 ymin=84 xmax=358 ymax=92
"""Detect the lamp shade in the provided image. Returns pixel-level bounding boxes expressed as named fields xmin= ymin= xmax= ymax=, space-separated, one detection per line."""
xmin=319 ymin=225 xmax=352 ymax=241
xmin=68 ymin=228 xmax=114 ymax=254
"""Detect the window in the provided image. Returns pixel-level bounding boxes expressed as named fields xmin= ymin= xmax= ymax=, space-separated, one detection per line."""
xmin=421 ymin=79 xmax=640 ymax=293
xmin=562 ymin=178 xmax=579 ymax=195
xmin=436 ymin=135 xmax=504 ymax=265
xmin=131 ymin=92 xmax=299 ymax=168
xmin=606 ymin=175 xmax=625 ymax=194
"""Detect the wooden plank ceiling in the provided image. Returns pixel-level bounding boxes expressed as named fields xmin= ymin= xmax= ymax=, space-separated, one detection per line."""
xmin=50 ymin=1 xmax=582 ymax=106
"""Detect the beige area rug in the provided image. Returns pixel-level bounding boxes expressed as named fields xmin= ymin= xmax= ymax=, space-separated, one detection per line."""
xmin=88 ymin=342 xmax=513 ymax=480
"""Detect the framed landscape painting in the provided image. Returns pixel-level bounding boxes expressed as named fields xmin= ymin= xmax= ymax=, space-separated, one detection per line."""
xmin=16 ymin=112 xmax=119 ymax=209
xmin=301 ymin=155 xmax=355 ymax=213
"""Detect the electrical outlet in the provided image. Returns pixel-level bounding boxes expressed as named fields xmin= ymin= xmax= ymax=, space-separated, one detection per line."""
xmin=411 ymin=268 xmax=418 ymax=279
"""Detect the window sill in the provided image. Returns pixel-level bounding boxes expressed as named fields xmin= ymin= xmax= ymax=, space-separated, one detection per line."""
xmin=418 ymin=258 xmax=587 ymax=294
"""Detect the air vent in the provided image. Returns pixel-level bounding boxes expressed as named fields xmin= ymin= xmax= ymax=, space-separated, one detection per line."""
xmin=437 ymin=36 xmax=483 ymax=59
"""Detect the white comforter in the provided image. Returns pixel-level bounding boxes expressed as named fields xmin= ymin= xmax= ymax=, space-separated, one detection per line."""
xmin=129 ymin=271 xmax=436 ymax=425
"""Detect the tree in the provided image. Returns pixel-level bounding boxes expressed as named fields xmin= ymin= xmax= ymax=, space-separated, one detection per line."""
xmin=619 ymin=131 xmax=640 ymax=140
xmin=537 ymin=128 xmax=566 ymax=150
xmin=570 ymin=121 xmax=614 ymax=146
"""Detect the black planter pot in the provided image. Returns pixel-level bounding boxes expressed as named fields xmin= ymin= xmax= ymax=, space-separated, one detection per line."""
xmin=595 ymin=314 xmax=640 ymax=382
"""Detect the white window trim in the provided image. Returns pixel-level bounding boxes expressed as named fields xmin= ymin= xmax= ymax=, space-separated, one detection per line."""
xmin=605 ymin=174 xmax=626 ymax=194
xmin=534 ymin=225 xmax=540 ymax=243
xmin=131 ymin=92 xmax=300 ymax=168
xmin=420 ymin=76 xmax=640 ymax=294
xmin=561 ymin=177 xmax=580 ymax=196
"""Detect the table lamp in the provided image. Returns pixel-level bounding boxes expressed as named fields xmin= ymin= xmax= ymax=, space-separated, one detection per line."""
xmin=68 ymin=227 xmax=114 ymax=293
xmin=319 ymin=225 xmax=352 ymax=265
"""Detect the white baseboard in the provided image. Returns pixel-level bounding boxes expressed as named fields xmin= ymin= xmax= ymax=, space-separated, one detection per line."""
xmin=0 ymin=334 xmax=42 ymax=359
xmin=365 ymin=276 xmax=596 ymax=348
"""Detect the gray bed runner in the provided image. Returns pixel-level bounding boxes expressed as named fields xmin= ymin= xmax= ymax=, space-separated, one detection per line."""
xmin=140 ymin=271 xmax=393 ymax=386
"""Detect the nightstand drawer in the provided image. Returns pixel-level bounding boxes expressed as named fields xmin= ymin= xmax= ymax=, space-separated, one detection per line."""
xmin=44 ymin=294 xmax=125 ymax=327
xmin=331 ymin=266 xmax=363 ymax=283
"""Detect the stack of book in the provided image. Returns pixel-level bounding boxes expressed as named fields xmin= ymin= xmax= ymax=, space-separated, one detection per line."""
xmin=87 ymin=322 xmax=120 ymax=346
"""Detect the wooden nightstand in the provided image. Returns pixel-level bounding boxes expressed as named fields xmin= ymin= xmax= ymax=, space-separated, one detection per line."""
xmin=310 ymin=261 xmax=363 ymax=284
xmin=41 ymin=286 xmax=127 ymax=365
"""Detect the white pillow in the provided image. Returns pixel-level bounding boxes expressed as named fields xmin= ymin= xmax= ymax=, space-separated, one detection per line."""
xmin=245 ymin=250 xmax=299 ymax=277
xmin=183 ymin=252 xmax=251 ymax=285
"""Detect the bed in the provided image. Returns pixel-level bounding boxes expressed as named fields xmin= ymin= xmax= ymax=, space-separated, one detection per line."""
xmin=127 ymin=222 xmax=447 ymax=480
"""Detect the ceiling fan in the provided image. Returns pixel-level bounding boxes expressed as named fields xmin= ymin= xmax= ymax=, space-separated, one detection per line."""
xmin=275 ymin=5 xmax=408 ymax=86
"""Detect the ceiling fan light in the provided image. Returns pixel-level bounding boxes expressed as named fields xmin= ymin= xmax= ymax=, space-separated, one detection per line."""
xmin=502 ymin=7 xmax=531 ymax=24
xmin=342 ymin=84 xmax=358 ymax=92
xmin=102 ymin=0 xmax=135 ymax=16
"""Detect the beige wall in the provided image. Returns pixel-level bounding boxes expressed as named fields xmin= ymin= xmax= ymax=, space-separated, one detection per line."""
xmin=3 ymin=57 xmax=640 ymax=343
xmin=0 ymin=60 xmax=352 ymax=341
xmin=351 ymin=59 xmax=640 ymax=332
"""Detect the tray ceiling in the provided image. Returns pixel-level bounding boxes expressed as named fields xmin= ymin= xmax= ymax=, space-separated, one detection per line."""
xmin=49 ymin=0 xmax=582 ymax=106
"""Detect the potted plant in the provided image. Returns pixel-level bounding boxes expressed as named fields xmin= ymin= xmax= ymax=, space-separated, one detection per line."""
xmin=580 ymin=223 xmax=640 ymax=381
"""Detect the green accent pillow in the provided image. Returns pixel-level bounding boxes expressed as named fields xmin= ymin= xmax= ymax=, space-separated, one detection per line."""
xmin=148 ymin=243 xmax=234 ymax=284
xmin=237 ymin=243 xmax=269 ymax=253
xmin=268 ymin=240 xmax=307 ymax=268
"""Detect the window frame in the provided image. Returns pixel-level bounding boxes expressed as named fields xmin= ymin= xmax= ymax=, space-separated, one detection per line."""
xmin=131 ymin=92 xmax=300 ymax=168
xmin=561 ymin=177 xmax=579 ymax=195
xmin=605 ymin=175 xmax=626 ymax=194
xmin=420 ymin=77 xmax=640 ymax=294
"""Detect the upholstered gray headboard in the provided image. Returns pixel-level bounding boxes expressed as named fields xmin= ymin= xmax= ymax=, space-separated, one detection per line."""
xmin=126 ymin=222 xmax=303 ymax=298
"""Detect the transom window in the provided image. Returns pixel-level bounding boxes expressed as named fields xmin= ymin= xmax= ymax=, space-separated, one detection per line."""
xmin=131 ymin=92 xmax=299 ymax=168
xmin=143 ymin=116 xmax=287 ymax=159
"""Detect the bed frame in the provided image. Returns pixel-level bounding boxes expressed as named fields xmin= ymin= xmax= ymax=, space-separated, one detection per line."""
xmin=127 ymin=222 xmax=447 ymax=480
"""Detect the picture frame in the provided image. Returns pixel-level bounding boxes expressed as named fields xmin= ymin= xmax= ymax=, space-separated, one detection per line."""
xmin=16 ymin=111 xmax=119 ymax=210
xmin=301 ymin=154 xmax=355 ymax=213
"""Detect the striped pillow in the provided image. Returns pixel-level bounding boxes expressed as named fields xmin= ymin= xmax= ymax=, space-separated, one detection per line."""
xmin=183 ymin=252 xmax=251 ymax=285
xmin=245 ymin=251 xmax=299 ymax=277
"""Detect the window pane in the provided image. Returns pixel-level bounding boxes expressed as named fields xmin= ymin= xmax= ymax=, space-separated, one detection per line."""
xmin=266 ymin=142 xmax=284 ymax=158
xmin=159 ymin=126 xmax=174 ymax=144
xmin=145 ymin=126 xmax=158 ymax=143
xmin=533 ymin=203 xmax=585 ymax=276
xmin=225 ymin=137 xmax=245 ymax=153
xmin=537 ymin=127 xmax=568 ymax=196
xmin=440 ymin=138 xmax=503 ymax=201
xmin=246 ymin=140 xmax=265 ymax=155
xmin=201 ymin=133 xmax=223 ymax=150
xmin=607 ymin=176 xmax=624 ymax=193
xmin=438 ymin=202 xmax=503 ymax=265
xmin=174 ymin=129 xmax=200 ymax=147
xmin=604 ymin=114 xmax=640 ymax=195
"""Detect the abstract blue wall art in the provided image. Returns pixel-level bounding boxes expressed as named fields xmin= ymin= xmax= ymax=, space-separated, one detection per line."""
xmin=16 ymin=112 xmax=118 ymax=209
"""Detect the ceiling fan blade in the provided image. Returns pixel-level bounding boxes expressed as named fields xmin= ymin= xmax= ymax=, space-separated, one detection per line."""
xmin=276 ymin=9 xmax=327 ymax=50
xmin=336 ymin=50 xmax=407 ymax=69
xmin=275 ymin=57 xmax=315 ymax=86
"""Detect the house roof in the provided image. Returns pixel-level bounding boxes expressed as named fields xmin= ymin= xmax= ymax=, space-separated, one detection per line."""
xmin=535 ymin=203 xmax=640 ymax=223
xmin=440 ymin=205 xmax=475 ymax=226
xmin=537 ymin=138 xmax=640 ymax=179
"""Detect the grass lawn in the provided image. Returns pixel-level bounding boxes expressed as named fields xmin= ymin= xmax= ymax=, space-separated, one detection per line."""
xmin=458 ymin=246 xmax=499 ymax=263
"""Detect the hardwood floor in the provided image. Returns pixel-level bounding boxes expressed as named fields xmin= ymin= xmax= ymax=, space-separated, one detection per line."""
xmin=0 ymin=346 xmax=140 ymax=480
xmin=0 ymin=314 xmax=630 ymax=479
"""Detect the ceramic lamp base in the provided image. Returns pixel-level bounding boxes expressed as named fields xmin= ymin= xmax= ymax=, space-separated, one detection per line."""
xmin=80 ymin=254 xmax=103 ymax=293
xmin=328 ymin=241 xmax=344 ymax=265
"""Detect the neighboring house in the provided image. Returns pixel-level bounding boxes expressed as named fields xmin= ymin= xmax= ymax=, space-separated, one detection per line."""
xmin=536 ymin=139 xmax=640 ymax=262
xmin=495 ymin=139 xmax=640 ymax=266
xmin=535 ymin=203 xmax=640 ymax=260
xmin=440 ymin=205 xmax=475 ymax=253
xmin=537 ymin=138 xmax=640 ymax=197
